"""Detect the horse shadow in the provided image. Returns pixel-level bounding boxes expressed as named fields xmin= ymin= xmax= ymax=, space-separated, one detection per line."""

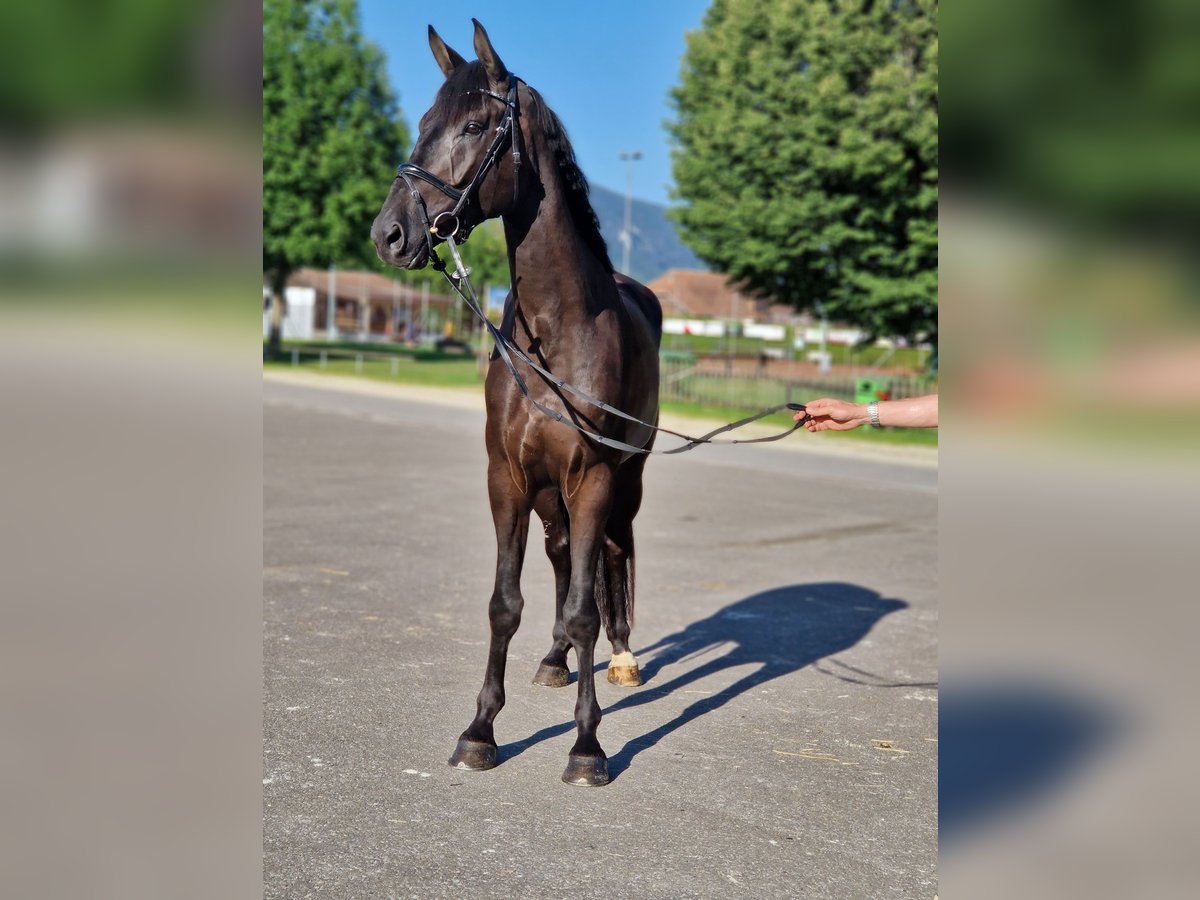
xmin=939 ymin=679 xmax=1122 ymax=843
xmin=500 ymin=582 xmax=917 ymax=780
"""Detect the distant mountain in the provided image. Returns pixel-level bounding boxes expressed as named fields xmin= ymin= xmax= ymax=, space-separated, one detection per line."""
xmin=587 ymin=183 xmax=706 ymax=284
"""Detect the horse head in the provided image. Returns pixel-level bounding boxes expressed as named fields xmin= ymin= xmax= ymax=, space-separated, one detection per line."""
xmin=371 ymin=20 xmax=526 ymax=269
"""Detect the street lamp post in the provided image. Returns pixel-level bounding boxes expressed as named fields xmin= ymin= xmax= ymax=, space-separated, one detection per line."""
xmin=327 ymin=263 xmax=337 ymax=339
xmin=618 ymin=150 xmax=642 ymax=274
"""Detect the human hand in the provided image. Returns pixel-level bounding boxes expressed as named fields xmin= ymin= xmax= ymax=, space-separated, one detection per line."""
xmin=794 ymin=398 xmax=870 ymax=432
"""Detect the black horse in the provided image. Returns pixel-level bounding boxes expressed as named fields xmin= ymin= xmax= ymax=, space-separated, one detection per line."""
xmin=372 ymin=21 xmax=661 ymax=785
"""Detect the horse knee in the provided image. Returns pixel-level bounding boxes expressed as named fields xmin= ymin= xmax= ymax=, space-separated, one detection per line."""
xmin=562 ymin=596 xmax=599 ymax=647
xmin=488 ymin=591 xmax=523 ymax=635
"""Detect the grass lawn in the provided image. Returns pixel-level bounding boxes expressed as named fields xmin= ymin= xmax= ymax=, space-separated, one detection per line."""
xmin=264 ymin=352 xmax=481 ymax=389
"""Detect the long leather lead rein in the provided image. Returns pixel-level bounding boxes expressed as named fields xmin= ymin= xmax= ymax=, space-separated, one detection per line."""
xmin=433 ymin=235 xmax=808 ymax=456
xmin=392 ymin=71 xmax=808 ymax=455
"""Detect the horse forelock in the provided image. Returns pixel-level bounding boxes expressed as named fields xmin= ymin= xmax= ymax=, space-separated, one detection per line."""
xmin=421 ymin=63 xmax=492 ymax=133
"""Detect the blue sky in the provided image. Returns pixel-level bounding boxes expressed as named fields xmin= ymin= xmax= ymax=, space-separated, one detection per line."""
xmin=358 ymin=0 xmax=712 ymax=206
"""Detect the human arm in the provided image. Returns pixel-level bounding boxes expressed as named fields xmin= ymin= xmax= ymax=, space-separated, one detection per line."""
xmin=794 ymin=394 xmax=938 ymax=431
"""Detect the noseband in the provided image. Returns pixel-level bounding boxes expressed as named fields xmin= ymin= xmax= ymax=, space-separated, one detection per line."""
xmin=396 ymin=76 xmax=523 ymax=252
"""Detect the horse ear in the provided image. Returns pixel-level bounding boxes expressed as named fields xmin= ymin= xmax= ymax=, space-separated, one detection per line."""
xmin=428 ymin=25 xmax=466 ymax=78
xmin=471 ymin=19 xmax=507 ymax=84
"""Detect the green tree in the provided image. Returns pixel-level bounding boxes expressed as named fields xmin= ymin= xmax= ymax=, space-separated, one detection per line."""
xmin=263 ymin=0 xmax=409 ymax=356
xmin=0 ymin=1 xmax=209 ymax=128
xmin=669 ymin=0 xmax=937 ymax=347
xmin=459 ymin=220 xmax=511 ymax=293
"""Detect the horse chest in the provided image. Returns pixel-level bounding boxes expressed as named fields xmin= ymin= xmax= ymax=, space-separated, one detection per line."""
xmin=499 ymin=415 xmax=600 ymax=498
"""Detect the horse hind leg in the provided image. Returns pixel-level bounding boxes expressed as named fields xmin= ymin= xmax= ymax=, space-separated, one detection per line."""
xmin=599 ymin=525 xmax=642 ymax=687
xmin=531 ymin=488 xmax=572 ymax=687
xmin=600 ymin=459 xmax=646 ymax=688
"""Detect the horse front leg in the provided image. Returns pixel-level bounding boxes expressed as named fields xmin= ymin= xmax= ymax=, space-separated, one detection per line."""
xmin=560 ymin=465 xmax=615 ymax=786
xmin=448 ymin=469 xmax=532 ymax=771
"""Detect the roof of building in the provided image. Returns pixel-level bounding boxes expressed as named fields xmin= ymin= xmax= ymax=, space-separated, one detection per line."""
xmin=286 ymin=267 xmax=452 ymax=305
xmin=646 ymin=269 xmax=816 ymax=324
xmin=645 ymin=270 xmax=750 ymax=319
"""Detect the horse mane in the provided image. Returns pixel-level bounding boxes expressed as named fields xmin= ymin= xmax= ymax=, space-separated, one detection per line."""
xmin=431 ymin=63 xmax=613 ymax=273
xmin=523 ymin=84 xmax=614 ymax=273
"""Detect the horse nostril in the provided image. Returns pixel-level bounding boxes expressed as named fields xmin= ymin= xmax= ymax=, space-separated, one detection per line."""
xmin=385 ymin=222 xmax=404 ymax=247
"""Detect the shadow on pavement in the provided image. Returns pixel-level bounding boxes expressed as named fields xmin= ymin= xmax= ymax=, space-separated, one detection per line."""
xmin=499 ymin=582 xmax=911 ymax=781
xmin=939 ymin=680 xmax=1124 ymax=844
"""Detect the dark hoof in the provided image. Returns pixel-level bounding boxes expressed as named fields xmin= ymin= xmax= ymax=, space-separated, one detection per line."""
xmin=562 ymin=753 xmax=609 ymax=786
xmin=448 ymin=738 xmax=496 ymax=771
xmin=532 ymin=662 xmax=570 ymax=687
xmin=607 ymin=664 xmax=643 ymax=687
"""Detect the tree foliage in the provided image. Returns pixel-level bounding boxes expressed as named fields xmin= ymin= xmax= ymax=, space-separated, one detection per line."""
xmin=669 ymin=0 xmax=937 ymax=343
xmin=263 ymin=0 xmax=408 ymax=299
xmin=456 ymin=220 xmax=510 ymax=292
xmin=0 ymin=0 xmax=210 ymax=128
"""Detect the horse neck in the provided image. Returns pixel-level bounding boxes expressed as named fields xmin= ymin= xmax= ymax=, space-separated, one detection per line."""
xmin=501 ymin=164 xmax=612 ymax=339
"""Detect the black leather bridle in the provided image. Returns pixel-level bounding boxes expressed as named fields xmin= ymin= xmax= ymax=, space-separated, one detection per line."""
xmin=395 ymin=75 xmax=523 ymax=254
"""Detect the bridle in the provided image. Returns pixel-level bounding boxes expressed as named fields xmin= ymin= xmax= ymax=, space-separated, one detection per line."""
xmin=395 ymin=75 xmax=523 ymax=252
xmin=391 ymin=74 xmax=809 ymax=455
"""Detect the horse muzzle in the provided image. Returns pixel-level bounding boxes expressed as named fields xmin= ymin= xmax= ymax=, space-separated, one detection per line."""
xmin=371 ymin=215 xmax=405 ymax=263
xmin=371 ymin=215 xmax=431 ymax=269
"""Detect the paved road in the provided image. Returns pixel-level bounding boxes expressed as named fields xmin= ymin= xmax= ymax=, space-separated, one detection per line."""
xmin=264 ymin=376 xmax=938 ymax=899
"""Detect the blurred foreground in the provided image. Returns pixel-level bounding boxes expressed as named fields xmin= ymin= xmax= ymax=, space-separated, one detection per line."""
xmin=942 ymin=1 xmax=1199 ymax=896
xmin=1 ymin=2 xmax=263 ymax=898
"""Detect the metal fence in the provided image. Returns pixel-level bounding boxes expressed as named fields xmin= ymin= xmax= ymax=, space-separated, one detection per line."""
xmin=659 ymin=356 xmax=935 ymax=411
xmin=270 ymin=341 xmax=935 ymax=413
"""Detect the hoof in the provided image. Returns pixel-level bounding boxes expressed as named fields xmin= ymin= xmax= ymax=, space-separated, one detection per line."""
xmin=532 ymin=662 xmax=570 ymax=687
xmin=448 ymin=738 xmax=496 ymax=771
xmin=562 ymin=753 xmax=609 ymax=786
xmin=606 ymin=664 xmax=643 ymax=687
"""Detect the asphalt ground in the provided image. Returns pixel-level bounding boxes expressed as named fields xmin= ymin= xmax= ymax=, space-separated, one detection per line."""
xmin=264 ymin=374 xmax=938 ymax=899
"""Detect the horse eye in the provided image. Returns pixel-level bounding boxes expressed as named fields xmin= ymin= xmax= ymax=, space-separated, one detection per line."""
xmin=464 ymin=121 xmax=483 ymax=136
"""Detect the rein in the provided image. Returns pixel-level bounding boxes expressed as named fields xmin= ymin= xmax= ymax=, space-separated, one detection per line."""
xmin=397 ymin=73 xmax=808 ymax=455
xmin=432 ymin=236 xmax=808 ymax=456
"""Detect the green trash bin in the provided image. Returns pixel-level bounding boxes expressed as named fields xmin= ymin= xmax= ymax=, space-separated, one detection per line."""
xmin=854 ymin=378 xmax=889 ymax=404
